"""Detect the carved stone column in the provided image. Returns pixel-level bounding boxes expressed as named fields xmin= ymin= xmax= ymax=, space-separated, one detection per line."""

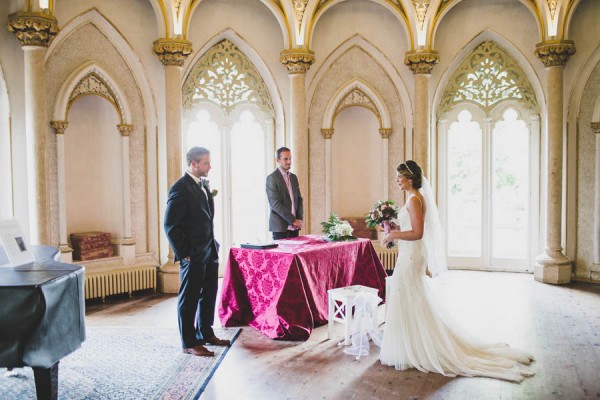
xmin=8 ymin=12 xmax=58 ymax=245
xmin=117 ymin=124 xmax=136 ymax=264
xmin=321 ymin=128 xmax=334 ymax=216
xmin=405 ymin=50 xmax=439 ymax=177
xmin=592 ymin=122 xmax=600 ymax=281
xmin=380 ymin=128 xmax=392 ymax=199
xmin=534 ymin=40 xmax=575 ymax=284
xmin=280 ymin=49 xmax=315 ymax=231
xmin=50 ymin=120 xmax=72 ymax=262
xmin=153 ymin=38 xmax=192 ymax=293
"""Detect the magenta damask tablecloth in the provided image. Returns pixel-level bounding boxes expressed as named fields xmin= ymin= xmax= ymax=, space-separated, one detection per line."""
xmin=218 ymin=235 xmax=387 ymax=340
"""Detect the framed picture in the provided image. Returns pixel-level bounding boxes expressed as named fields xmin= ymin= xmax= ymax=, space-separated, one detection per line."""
xmin=0 ymin=219 xmax=35 ymax=267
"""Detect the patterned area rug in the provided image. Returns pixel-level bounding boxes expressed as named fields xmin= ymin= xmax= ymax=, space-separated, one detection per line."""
xmin=0 ymin=326 xmax=241 ymax=399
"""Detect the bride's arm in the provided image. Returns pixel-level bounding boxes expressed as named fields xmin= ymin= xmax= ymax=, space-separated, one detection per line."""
xmin=382 ymin=196 xmax=424 ymax=245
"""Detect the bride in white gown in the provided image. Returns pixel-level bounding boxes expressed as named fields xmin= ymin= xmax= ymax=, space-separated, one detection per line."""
xmin=379 ymin=160 xmax=534 ymax=382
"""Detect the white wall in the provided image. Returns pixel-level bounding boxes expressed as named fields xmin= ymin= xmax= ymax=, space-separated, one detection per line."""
xmin=64 ymin=96 xmax=123 ymax=238
xmin=331 ymin=106 xmax=382 ymax=217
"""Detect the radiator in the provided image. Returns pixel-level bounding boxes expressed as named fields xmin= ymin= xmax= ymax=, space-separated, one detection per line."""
xmin=85 ymin=266 xmax=157 ymax=301
xmin=375 ymin=247 xmax=398 ymax=273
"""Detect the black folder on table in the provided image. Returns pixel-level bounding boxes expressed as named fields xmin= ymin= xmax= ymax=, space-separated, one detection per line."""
xmin=240 ymin=243 xmax=279 ymax=250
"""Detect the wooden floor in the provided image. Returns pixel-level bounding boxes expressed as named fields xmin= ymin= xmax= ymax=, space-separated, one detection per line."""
xmin=87 ymin=270 xmax=600 ymax=400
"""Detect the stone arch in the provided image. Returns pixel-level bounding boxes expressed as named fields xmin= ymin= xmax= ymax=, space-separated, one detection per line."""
xmin=46 ymin=8 xmax=156 ymax=129
xmin=185 ymin=29 xmax=285 ymax=145
xmin=54 ymin=62 xmax=131 ymax=124
xmin=307 ymin=34 xmax=412 ymax=129
xmin=322 ymin=79 xmax=391 ymax=130
xmin=433 ymin=30 xmax=545 ymax=120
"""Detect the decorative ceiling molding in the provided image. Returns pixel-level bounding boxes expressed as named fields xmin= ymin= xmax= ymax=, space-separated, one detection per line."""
xmin=293 ymin=0 xmax=308 ymax=22
xmin=333 ymin=87 xmax=381 ymax=126
xmin=439 ymin=41 xmax=539 ymax=115
xmin=183 ymin=39 xmax=274 ymax=115
xmin=547 ymin=0 xmax=559 ymax=20
xmin=412 ymin=0 xmax=430 ymax=30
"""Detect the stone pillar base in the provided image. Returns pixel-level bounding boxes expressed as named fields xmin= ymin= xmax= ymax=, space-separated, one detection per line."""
xmin=534 ymin=253 xmax=572 ymax=284
xmin=591 ymin=264 xmax=600 ymax=283
xmin=158 ymin=262 xmax=180 ymax=293
xmin=59 ymin=244 xmax=73 ymax=263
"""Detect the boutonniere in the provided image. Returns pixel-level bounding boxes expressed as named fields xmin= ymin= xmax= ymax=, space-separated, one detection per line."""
xmin=210 ymin=189 xmax=218 ymax=197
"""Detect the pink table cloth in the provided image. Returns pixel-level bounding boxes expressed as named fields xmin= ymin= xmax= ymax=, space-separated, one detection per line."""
xmin=219 ymin=235 xmax=387 ymax=340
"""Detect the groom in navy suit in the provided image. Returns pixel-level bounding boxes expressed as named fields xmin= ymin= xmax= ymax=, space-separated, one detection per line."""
xmin=164 ymin=147 xmax=229 ymax=357
xmin=266 ymin=147 xmax=304 ymax=240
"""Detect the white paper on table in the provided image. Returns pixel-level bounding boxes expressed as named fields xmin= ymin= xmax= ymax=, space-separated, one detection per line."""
xmin=280 ymin=239 xmax=310 ymax=245
xmin=0 ymin=219 xmax=35 ymax=267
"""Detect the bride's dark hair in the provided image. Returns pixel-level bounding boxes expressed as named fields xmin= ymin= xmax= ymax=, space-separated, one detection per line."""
xmin=397 ymin=160 xmax=423 ymax=189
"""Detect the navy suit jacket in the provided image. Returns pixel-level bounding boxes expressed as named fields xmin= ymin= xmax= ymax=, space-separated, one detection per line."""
xmin=266 ymin=169 xmax=303 ymax=232
xmin=164 ymin=173 xmax=219 ymax=266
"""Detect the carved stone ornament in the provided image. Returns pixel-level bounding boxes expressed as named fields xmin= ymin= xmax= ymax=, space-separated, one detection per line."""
xmin=68 ymin=73 xmax=124 ymax=121
xmin=8 ymin=12 xmax=58 ymax=47
xmin=280 ymin=49 xmax=315 ymax=74
xmin=592 ymin=122 xmax=600 ymax=135
xmin=183 ymin=39 xmax=274 ymax=115
xmin=153 ymin=38 xmax=193 ymax=67
xmin=379 ymin=128 xmax=392 ymax=139
xmin=404 ymin=50 xmax=439 ymax=74
xmin=335 ymin=88 xmax=380 ymax=123
xmin=412 ymin=0 xmax=430 ymax=30
xmin=293 ymin=0 xmax=309 ymax=23
xmin=547 ymin=0 xmax=559 ymax=20
xmin=321 ymin=128 xmax=334 ymax=139
xmin=439 ymin=41 xmax=538 ymax=115
xmin=117 ymin=124 xmax=134 ymax=137
xmin=50 ymin=120 xmax=68 ymax=135
xmin=534 ymin=40 xmax=576 ymax=67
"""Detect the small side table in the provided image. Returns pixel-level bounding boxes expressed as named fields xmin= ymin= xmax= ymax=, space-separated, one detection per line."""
xmin=327 ymin=285 xmax=379 ymax=345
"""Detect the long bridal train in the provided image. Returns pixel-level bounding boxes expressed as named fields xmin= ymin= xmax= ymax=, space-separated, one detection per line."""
xmin=379 ymin=206 xmax=534 ymax=382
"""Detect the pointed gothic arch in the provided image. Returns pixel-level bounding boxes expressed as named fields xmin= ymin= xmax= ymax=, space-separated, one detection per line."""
xmin=438 ymin=40 xmax=539 ymax=117
xmin=54 ymin=62 xmax=131 ymax=124
xmin=185 ymin=29 xmax=284 ymax=144
xmin=322 ymin=79 xmax=391 ymax=130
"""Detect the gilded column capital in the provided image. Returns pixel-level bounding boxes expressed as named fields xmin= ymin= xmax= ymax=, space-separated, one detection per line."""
xmin=8 ymin=12 xmax=58 ymax=47
xmin=404 ymin=50 xmax=439 ymax=74
xmin=50 ymin=120 xmax=68 ymax=135
xmin=321 ymin=128 xmax=334 ymax=139
xmin=117 ymin=124 xmax=134 ymax=136
xmin=592 ymin=122 xmax=600 ymax=135
xmin=379 ymin=128 xmax=392 ymax=139
xmin=153 ymin=38 xmax=193 ymax=67
xmin=534 ymin=40 xmax=576 ymax=67
xmin=280 ymin=49 xmax=315 ymax=74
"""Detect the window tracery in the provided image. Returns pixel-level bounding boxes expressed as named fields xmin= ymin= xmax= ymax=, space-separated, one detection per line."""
xmin=439 ymin=41 xmax=538 ymax=115
xmin=183 ymin=39 xmax=274 ymax=116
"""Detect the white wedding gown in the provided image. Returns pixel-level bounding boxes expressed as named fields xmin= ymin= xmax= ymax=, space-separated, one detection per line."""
xmin=379 ymin=205 xmax=534 ymax=382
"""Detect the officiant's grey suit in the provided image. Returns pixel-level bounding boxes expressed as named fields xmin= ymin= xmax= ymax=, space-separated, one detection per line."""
xmin=266 ymin=169 xmax=303 ymax=234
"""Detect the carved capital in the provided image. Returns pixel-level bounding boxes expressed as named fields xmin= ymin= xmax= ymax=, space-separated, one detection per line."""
xmin=404 ymin=50 xmax=439 ymax=74
xmin=50 ymin=120 xmax=68 ymax=135
xmin=153 ymin=38 xmax=193 ymax=67
xmin=535 ymin=40 xmax=575 ymax=67
xmin=280 ymin=49 xmax=315 ymax=74
xmin=592 ymin=122 xmax=600 ymax=135
xmin=379 ymin=128 xmax=392 ymax=139
xmin=321 ymin=128 xmax=334 ymax=139
xmin=8 ymin=12 xmax=58 ymax=47
xmin=117 ymin=124 xmax=134 ymax=137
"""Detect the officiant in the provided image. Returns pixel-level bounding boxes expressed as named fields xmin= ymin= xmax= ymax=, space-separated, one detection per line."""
xmin=266 ymin=147 xmax=304 ymax=240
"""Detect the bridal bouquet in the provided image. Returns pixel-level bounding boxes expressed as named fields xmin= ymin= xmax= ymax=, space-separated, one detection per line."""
xmin=321 ymin=214 xmax=356 ymax=242
xmin=365 ymin=200 xmax=398 ymax=248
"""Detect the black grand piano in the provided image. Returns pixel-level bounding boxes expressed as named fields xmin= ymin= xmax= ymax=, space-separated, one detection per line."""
xmin=0 ymin=245 xmax=85 ymax=400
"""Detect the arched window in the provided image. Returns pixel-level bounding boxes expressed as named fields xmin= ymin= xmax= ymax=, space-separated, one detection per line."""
xmin=438 ymin=41 xmax=540 ymax=272
xmin=183 ymin=40 xmax=275 ymax=264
